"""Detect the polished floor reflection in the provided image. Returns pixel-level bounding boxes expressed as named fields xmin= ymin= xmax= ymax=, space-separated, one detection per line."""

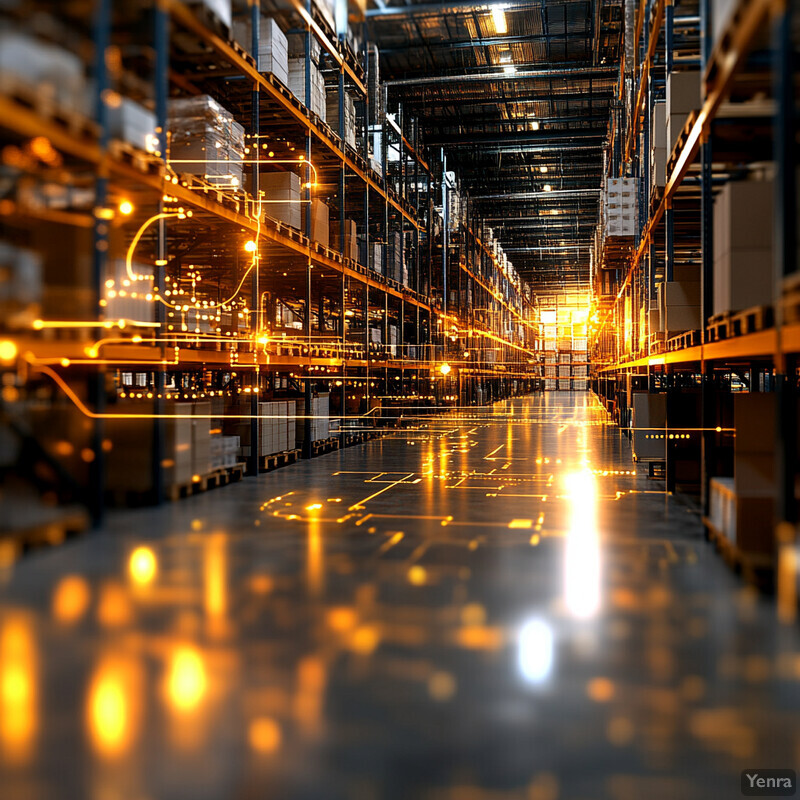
xmin=1 ymin=393 xmax=799 ymax=800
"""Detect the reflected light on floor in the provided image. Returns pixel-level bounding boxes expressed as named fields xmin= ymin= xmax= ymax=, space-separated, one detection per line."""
xmin=0 ymin=615 xmax=37 ymax=765
xmin=518 ymin=619 xmax=554 ymax=684
xmin=204 ymin=533 xmax=228 ymax=635
xmin=564 ymin=469 xmax=601 ymax=619
xmin=52 ymin=575 xmax=91 ymax=624
xmin=128 ymin=546 xmax=157 ymax=587
xmin=249 ymin=716 xmax=282 ymax=754
xmin=167 ymin=647 xmax=207 ymax=713
xmin=87 ymin=656 xmax=141 ymax=758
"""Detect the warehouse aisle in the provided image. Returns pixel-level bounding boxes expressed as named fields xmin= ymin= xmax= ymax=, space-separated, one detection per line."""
xmin=1 ymin=394 xmax=799 ymax=800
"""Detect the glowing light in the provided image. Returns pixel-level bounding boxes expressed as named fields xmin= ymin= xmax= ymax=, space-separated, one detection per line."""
xmin=508 ymin=519 xmax=532 ymax=529
xmin=244 ymin=240 xmax=257 ymax=253
xmin=0 ymin=616 xmax=37 ymax=764
xmin=167 ymin=647 xmax=206 ymax=712
xmin=52 ymin=575 xmax=91 ymax=624
xmin=86 ymin=657 xmax=141 ymax=758
xmin=88 ymin=669 xmax=127 ymax=754
xmin=305 ymin=503 xmax=322 ymax=512
xmin=118 ymin=200 xmax=134 ymax=216
xmin=543 ymin=184 xmax=552 ymax=192
xmin=439 ymin=363 xmax=452 ymax=376
xmin=128 ymin=546 xmax=157 ymax=586
xmin=408 ymin=565 xmax=427 ymax=585
xmin=491 ymin=4 xmax=508 ymax=34
xmin=540 ymin=166 xmax=548 ymax=174
xmin=518 ymin=619 xmax=554 ymax=683
xmin=0 ymin=340 xmax=17 ymax=361
xmin=531 ymin=121 xmax=540 ymax=131
xmin=249 ymin=717 xmax=282 ymax=753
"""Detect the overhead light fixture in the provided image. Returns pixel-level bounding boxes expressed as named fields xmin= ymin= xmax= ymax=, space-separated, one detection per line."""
xmin=491 ymin=5 xmax=508 ymax=34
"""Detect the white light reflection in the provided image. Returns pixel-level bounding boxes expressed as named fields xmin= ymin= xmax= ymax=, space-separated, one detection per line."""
xmin=564 ymin=469 xmax=601 ymax=619
xmin=518 ymin=619 xmax=554 ymax=683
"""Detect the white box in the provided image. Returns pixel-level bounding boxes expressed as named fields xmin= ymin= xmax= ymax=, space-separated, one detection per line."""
xmin=233 ymin=16 xmax=289 ymax=85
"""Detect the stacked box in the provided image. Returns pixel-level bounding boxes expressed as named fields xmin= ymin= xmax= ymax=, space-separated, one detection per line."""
xmin=719 ymin=393 xmax=780 ymax=557
xmin=0 ymin=30 xmax=90 ymax=117
xmin=295 ymin=393 xmax=330 ymax=444
xmin=261 ymin=171 xmax=302 ymax=229
xmin=287 ymin=33 xmax=322 ymax=63
xmin=387 ymin=324 xmax=398 ymax=357
xmin=232 ymin=15 xmax=289 ymax=85
xmin=659 ymin=279 xmax=701 ymax=332
xmin=222 ymin=435 xmax=240 ymax=467
xmin=386 ymin=231 xmax=403 ymax=281
xmin=192 ymin=402 xmax=212 ymax=476
xmin=222 ymin=397 xmax=254 ymax=458
xmin=288 ymin=58 xmax=326 ymax=121
xmin=360 ymin=240 xmax=383 ymax=273
xmin=200 ymin=0 xmax=231 ymax=28
xmin=713 ymin=180 xmax=775 ymax=315
xmin=366 ymin=44 xmax=384 ymax=124
xmin=106 ymin=401 xmax=193 ymax=493
xmin=712 ymin=0 xmax=737 ymax=50
xmin=651 ymin=101 xmax=667 ymax=189
xmin=108 ymin=98 xmax=158 ymax=154
xmin=104 ymin=259 xmax=155 ymax=323
xmin=332 ymin=219 xmax=358 ymax=261
xmin=303 ymin=198 xmax=330 ymax=246
xmin=631 ymin=392 xmax=667 ymax=461
xmin=315 ymin=0 xmax=336 ymax=31
xmin=326 ymin=89 xmax=357 ymax=149
xmin=169 ymin=95 xmax=245 ymax=189
xmin=666 ymin=71 xmax=701 ymax=154
xmin=603 ymin=177 xmax=638 ymax=237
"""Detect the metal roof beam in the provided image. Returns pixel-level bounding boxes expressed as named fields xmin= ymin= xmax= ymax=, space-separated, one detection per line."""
xmin=384 ymin=64 xmax=616 ymax=86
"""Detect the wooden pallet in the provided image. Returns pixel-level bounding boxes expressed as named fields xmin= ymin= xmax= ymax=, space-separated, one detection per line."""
xmin=703 ymin=516 xmax=775 ymax=590
xmin=311 ymin=437 xmax=340 ymax=457
xmin=707 ymin=312 xmax=732 ymax=342
xmin=0 ymin=505 xmax=90 ymax=559
xmin=730 ymin=304 xmax=773 ymax=337
xmin=666 ymin=329 xmax=701 ymax=352
xmin=110 ymin=139 xmax=163 ymax=178
xmin=1 ymin=75 xmax=99 ymax=139
xmin=259 ymin=448 xmax=300 ymax=473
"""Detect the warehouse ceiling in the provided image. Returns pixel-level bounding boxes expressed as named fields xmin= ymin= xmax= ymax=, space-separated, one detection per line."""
xmin=370 ymin=0 xmax=623 ymax=292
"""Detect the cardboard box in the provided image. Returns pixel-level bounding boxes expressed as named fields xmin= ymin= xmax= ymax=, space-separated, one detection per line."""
xmin=303 ymin=198 xmax=330 ymax=246
xmin=200 ymin=0 xmax=231 ymax=28
xmin=260 ymin=171 xmax=302 ymax=229
xmin=108 ymin=98 xmax=157 ymax=153
xmin=0 ymin=30 xmax=89 ymax=116
xmin=713 ymin=180 xmax=775 ymax=314
xmin=232 ymin=15 xmax=288 ymax=85
xmin=666 ymin=71 xmax=701 ymax=152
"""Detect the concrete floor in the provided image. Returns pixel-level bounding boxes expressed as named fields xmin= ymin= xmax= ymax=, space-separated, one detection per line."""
xmin=0 ymin=393 xmax=798 ymax=800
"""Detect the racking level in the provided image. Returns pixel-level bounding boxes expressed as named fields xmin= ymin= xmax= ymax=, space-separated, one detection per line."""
xmin=589 ymin=0 xmax=798 ymax=586
xmin=0 ymin=0 xmax=537 ymax=532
